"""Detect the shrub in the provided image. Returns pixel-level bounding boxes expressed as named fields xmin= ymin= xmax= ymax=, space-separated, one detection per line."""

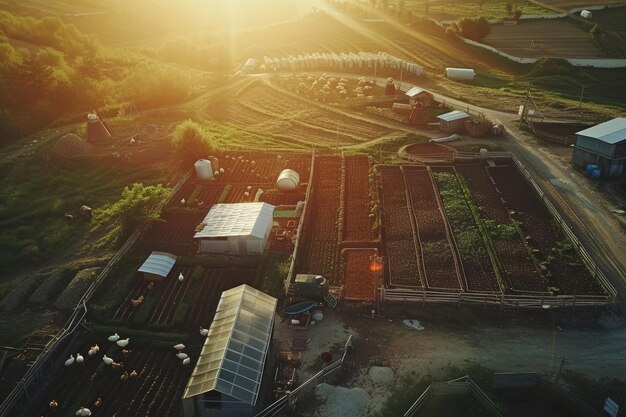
xmin=450 ymin=17 xmax=491 ymax=41
xmin=171 ymin=120 xmax=219 ymax=165
xmin=130 ymin=295 xmax=157 ymax=325
xmin=173 ymin=303 xmax=190 ymax=327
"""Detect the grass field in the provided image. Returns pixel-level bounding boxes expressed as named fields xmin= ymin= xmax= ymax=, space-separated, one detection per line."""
xmin=0 ymin=142 xmax=166 ymax=276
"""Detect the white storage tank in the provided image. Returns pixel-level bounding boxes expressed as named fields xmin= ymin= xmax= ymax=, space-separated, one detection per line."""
xmin=581 ymin=10 xmax=592 ymax=19
xmin=194 ymin=159 xmax=213 ymax=180
xmin=276 ymin=169 xmax=300 ymax=191
xmin=445 ymin=68 xmax=476 ymax=80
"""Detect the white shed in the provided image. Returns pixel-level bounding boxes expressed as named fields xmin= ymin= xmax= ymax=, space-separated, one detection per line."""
xmin=445 ymin=68 xmax=476 ymax=80
xmin=194 ymin=203 xmax=275 ymax=256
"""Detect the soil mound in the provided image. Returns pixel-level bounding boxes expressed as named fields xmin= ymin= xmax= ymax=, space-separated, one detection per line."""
xmin=51 ymin=133 xmax=94 ymax=158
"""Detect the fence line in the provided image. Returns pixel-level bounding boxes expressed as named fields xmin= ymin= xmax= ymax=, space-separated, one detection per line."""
xmin=0 ymin=171 xmax=191 ymax=417
xmin=255 ymin=334 xmax=353 ymax=417
xmin=405 ymin=375 xmax=503 ymax=417
xmin=284 ymin=151 xmax=316 ymax=294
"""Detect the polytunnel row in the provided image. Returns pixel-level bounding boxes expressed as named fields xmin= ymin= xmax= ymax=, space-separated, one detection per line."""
xmin=261 ymin=51 xmax=424 ymax=75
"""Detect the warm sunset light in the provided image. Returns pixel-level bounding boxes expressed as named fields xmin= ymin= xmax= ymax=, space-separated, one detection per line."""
xmin=1 ymin=0 xmax=625 ymax=416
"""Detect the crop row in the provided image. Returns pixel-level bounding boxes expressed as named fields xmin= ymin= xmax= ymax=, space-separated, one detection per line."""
xmin=343 ymin=155 xmax=373 ymax=242
xmin=342 ymin=249 xmax=380 ymax=300
xmin=379 ymin=166 xmax=423 ymax=287
xmin=113 ymin=267 xmax=256 ymax=330
xmin=457 ymin=164 xmax=544 ymax=293
xmin=432 ymin=168 xmax=501 ymax=293
xmin=298 ymin=156 xmax=342 ymax=284
xmin=133 ymin=210 xmax=206 ymax=257
xmin=403 ymin=166 xmax=462 ymax=290
xmin=488 ymin=165 xmax=603 ymax=295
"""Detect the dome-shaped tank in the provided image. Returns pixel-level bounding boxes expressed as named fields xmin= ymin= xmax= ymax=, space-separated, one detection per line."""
xmin=194 ymin=159 xmax=213 ymax=180
xmin=276 ymin=169 xmax=300 ymax=191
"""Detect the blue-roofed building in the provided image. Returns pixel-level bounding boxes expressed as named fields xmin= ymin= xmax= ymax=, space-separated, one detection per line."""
xmin=572 ymin=118 xmax=626 ymax=177
xmin=138 ymin=251 xmax=177 ymax=281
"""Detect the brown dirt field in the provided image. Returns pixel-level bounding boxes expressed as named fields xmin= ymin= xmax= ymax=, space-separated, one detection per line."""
xmin=483 ymin=20 xmax=606 ymax=58
xmin=342 ymin=249 xmax=381 ymax=301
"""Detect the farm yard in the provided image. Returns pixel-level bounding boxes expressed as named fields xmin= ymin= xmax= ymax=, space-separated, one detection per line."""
xmin=482 ymin=19 xmax=606 ymax=58
xmin=34 ymin=348 xmax=192 ymax=417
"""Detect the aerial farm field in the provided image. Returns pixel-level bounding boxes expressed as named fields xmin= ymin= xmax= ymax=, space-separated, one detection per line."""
xmin=1 ymin=1 xmax=626 ymax=417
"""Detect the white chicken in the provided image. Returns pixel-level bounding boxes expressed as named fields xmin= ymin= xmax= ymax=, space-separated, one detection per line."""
xmin=102 ymin=355 xmax=114 ymax=365
xmin=173 ymin=344 xmax=186 ymax=351
xmin=182 ymin=357 xmax=191 ymax=366
xmin=181 ymin=198 xmax=186 ymax=205
xmin=176 ymin=352 xmax=188 ymax=360
xmin=116 ymin=338 xmax=130 ymax=348
xmin=75 ymin=406 xmax=92 ymax=416
xmin=108 ymin=333 xmax=120 ymax=342
xmin=199 ymin=326 xmax=209 ymax=337
xmin=178 ymin=273 xmax=184 ymax=282
xmin=65 ymin=355 xmax=75 ymax=366
xmin=76 ymin=353 xmax=84 ymax=364
xmin=87 ymin=344 xmax=100 ymax=356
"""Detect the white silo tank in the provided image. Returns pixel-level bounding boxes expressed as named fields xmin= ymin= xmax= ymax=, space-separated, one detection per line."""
xmin=194 ymin=159 xmax=213 ymax=180
xmin=276 ymin=169 xmax=300 ymax=191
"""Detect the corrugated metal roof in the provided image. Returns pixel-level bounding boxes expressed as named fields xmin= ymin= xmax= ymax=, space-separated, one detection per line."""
xmin=437 ymin=110 xmax=470 ymax=122
xmin=576 ymin=118 xmax=626 ymax=144
xmin=194 ymin=203 xmax=275 ymax=239
xmin=182 ymin=284 xmax=277 ymax=404
xmin=406 ymin=86 xmax=431 ymax=98
xmin=137 ymin=251 xmax=177 ymax=277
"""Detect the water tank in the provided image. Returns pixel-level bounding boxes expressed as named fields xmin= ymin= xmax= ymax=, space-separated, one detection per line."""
xmin=445 ymin=68 xmax=475 ymax=80
xmin=491 ymin=124 xmax=504 ymax=135
xmin=581 ymin=10 xmax=592 ymax=19
xmin=479 ymin=148 xmax=488 ymax=159
xmin=194 ymin=159 xmax=213 ymax=180
xmin=87 ymin=113 xmax=98 ymax=121
xmin=276 ymin=169 xmax=300 ymax=191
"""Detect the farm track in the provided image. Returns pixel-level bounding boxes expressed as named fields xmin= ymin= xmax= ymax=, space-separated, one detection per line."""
xmin=343 ymin=155 xmax=374 ymax=242
xmin=488 ymin=165 xmax=603 ymax=295
xmin=403 ymin=166 xmax=463 ymax=291
xmin=379 ymin=166 xmax=423 ymax=288
xmin=298 ymin=155 xmax=342 ymax=284
xmin=431 ymin=166 xmax=501 ymax=293
xmin=457 ymin=164 xmax=545 ymax=293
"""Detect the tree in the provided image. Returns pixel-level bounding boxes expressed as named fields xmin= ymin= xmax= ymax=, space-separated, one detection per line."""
xmin=171 ymin=119 xmax=219 ymax=165
xmin=451 ymin=16 xmax=491 ymax=41
xmin=91 ymin=183 xmax=171 ymax=247
xmin=505 ymin=1 xmax=513 ymax=14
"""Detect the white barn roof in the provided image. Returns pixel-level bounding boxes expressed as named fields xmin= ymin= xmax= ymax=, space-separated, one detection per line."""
xmin=576 ymin=118 xmax=626 ymax=145
xmin=137 ymin=251 xmax=177 ymax=277
xmin=437 ymin=110 xmax=470 ymax=122
xmin=194 ymin=203 xmax=275 ymax=239
xmin=405 ymin=86 xmax=431 ymax=98
xmin=182 ymin=284 xmax=277 ymax=404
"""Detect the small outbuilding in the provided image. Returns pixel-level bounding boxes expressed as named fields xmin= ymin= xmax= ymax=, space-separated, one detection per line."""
xmin=572 ymin=117 xmax=626 ymax=177
xmin=138 ymin=251 xmax=177 ymax=281
xmin=194 ymin=203 xmax=275 ymax=256
xmin=182 ymin=284 xmax=277 ymax=417
xmin=405 ymin=86 xmax=434 ymax=107
xmin=437 ymin=110 xmax=470 ymax=133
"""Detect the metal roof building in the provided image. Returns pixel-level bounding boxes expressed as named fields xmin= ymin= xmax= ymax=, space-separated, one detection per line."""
xmin=437 ymin=110 xmax=470 ymax=134
xmin=194 ymin=203 xmax=275 ymax=256
xmin=572 ymin=117 xmax=626 ymax=177
xmin=137 ymin=251 xmax=177 ymax=281
xmin=182 ymin=284 xmax=277 ymax=417
xmin=405 ymin=87 xmax=434 ymax=106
